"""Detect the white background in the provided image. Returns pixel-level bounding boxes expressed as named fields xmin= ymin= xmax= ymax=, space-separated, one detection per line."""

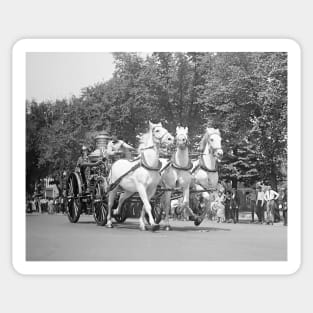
xmin=0 ymin=0 xmax=310 ymax=312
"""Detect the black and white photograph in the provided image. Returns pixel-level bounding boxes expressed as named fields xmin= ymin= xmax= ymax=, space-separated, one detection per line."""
xmin=2 ymin=0 xmax=311 ymax=311
xmin=12 ymin=39 xmax=300 ymax=274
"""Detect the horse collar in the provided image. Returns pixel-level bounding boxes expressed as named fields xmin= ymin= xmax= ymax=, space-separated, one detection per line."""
xmin=140 ymin=152 xmax=162 ymax=171
xmin=199 ymin=154 xmax=218 ymax=173
xmin=171 ymin=154 xmax=193 ymax=171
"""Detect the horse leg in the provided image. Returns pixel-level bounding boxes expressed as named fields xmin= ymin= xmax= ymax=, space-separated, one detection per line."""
xmin=182 ymin=184 xmax=197 ymax=219
xmin=107 ymin=188 xmax=118 ymax=228
xmin=163 ymin=191 xmax=172 ymax=231
xmin=139 ymin=205 xmax=147 ymax=231
xmin=136 ymin=183 xmax=159 ymax=231
xmin=113 ymin=190 xmax=134 ymax=215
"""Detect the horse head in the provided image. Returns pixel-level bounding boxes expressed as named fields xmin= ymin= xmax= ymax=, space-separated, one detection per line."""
xmin=199 ymin=127 xmax=223 ymax=161
xmin=175 ymin=126 xmax=189 ymax=149
xmin=149 ymin=121 xmax=174 ymax=148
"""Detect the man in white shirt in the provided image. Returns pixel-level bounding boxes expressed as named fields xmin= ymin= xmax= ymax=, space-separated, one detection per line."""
xmin=107 ymin=135 xmax=136 ymax=163
xmin=256 ymin=185 xmax=265 ymax=223
xmin=264 ymin=185 xmax=279 ymax=225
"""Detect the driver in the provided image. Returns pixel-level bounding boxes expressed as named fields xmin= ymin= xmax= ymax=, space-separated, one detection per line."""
xmin=76 ymin=145 xmax=102 ymax=193
xmin=107 ymin=135 xmax=135 ymax=161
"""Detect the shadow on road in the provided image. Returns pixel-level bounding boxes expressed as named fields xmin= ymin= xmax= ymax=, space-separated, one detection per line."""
xmin=97 ymin=221 xmax=231 ymax=233
xmin=161 ymin=225 xmax=231 ymax=232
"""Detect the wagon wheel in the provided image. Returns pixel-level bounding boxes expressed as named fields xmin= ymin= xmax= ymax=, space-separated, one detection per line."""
xmin=114 ymin=199 xmax=128 ymax=223
xmin=66 ymin=173 xmax=82 ymax=223
xmin=93 ymin=178 xmax=108 ymax=226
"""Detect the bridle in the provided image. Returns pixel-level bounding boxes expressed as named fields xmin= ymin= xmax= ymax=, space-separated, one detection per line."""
xmin=192 ymin=132 xmax=222 ymax=174
xmin=205 ymin=133 xmax=222 ymax=159
xmin=175 ymin=133 xmax=189 ymax=148
xmin=152 ymin=126 xmax=171 ymax=146
xmin=139 ymin=126 xmax=171 ymax=151
xmin=139 ymin=126 xmax=171 ymax=171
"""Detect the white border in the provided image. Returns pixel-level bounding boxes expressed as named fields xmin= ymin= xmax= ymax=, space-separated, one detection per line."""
xmin=12 ymin=39 xmax=301 ymax=275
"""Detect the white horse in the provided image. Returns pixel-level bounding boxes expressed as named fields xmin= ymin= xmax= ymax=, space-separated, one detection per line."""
xmin=107 ymin=121 xmax=174 ymax=231
xmin=191 ymin=127 xmax=223 ymax=225
xmin=160 ymin=126 xmax=198 ymax=230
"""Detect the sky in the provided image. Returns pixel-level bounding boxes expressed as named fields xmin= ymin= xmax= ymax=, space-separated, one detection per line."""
xmin=26 ymin=53 xmax=115 ymax=101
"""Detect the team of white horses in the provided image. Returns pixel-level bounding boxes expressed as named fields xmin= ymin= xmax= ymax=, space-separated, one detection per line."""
xmin=107 ymin=121 xmax=223 ymax=231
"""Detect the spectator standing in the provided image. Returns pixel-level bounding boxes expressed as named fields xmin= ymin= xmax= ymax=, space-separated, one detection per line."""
xmin=247 ymin=190 xmax=257 ymax=223
xmin=224 ymin=190 xmax=232 ymax=222
xmin=256 ymin=185 xmax=265 ymax=223
xmin=264 ymin=185 xmax=279 ymax=225
xmin=229 ymin=188 xmax=240 ymax=223
xmin=214 ymin=191 xmax=226 ymax=223
xmin=48 ymin=198 xmax=54 ymax=214
xmin=282 ymin=187 xmax=288 ymax=226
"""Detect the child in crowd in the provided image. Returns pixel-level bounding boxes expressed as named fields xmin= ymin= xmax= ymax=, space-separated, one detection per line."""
xmin=212 ymin=191 xmax=226 ymax=223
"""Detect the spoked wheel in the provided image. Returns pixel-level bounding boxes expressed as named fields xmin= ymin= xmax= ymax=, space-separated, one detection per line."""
xmin=113 ymin=199 xmax=128 ymax=223
xmin=66 ymin=173 xmax=82 ymax=223
xmin=93 ymin=179 xmax=107 ymax=226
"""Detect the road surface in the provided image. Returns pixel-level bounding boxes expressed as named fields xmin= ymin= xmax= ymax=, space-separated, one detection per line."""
xmin=26 ymin=214 xmax=287 ymax=261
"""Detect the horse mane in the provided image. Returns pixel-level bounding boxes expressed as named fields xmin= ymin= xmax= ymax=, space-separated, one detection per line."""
xmin=199 ymin=128 xmax=221 ymax=152
xmin=137 ymin=122 xmax=163 ymax=153
xmin=137 ymin=130 xmax=152 ymax=152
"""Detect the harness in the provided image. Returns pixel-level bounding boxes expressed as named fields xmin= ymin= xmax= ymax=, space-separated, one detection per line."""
xmin=191 ymin=154 xmax=218 ymax=174
xmin=107 ymin=162 xmax=141 ymax=192
xmin=108 ymin=140 xmax=164 ymax=192
xmin=171 ymin=153 xmax=193 ymax=171
xmin=159 ymin=151 xmax=193 ymax=174
xmin=140 ymin=152 xmax=162 ymax=171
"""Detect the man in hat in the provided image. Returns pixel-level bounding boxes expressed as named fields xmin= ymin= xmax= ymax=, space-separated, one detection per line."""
xmin=229 ymin=188 xmax=240 ymax=223
xmin=255 ymin=183 xmax=265 ymax=223
xmin=76 ymin=145 xmax=89 ymax=168
xmin=264 ymin=185 xmax=279 ymax=225
xmin=75 ymin=145 xmax=99 ymax=193
xmin=107 ymin=135 xmax=135 ymax=162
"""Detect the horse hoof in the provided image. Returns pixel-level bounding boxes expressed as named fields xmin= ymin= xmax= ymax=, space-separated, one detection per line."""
xmin=194 ymin=217 xmax=202 ymax=226
xmin=140 ymin=225 xmax=146 ymax=231
xmin=106 ymin=223 xmax=113 ymax=228
xmin=151 ymin=224 xmax=160 ymax=232
xmin=165 ymin=225 xmax=172 ymax=231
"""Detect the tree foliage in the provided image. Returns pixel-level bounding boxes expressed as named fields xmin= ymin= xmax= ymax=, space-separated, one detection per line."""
xmin=26 ymin=52 xmax=287 ymax=192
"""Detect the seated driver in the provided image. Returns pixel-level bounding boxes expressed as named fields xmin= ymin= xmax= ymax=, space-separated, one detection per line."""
xmin=76 ymin=145 xmax=103 ymax=193
xmin=107 ymin=135 xmax=135 ymax=161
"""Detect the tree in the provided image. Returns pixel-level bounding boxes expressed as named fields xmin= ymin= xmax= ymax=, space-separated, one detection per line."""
xmin=25 ymin=52 xmax=288 ymax=193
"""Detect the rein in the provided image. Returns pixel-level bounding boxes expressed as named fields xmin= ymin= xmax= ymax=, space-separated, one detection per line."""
xmin=108 ymin=162 xmax=141 ymax=192
xmin=159 ymin=144 xmax=193 ymax=173
xmin=139 ymin=145 xmax=155 ymax=151
xmin=191 ymin=154 xmax=218 ymax=174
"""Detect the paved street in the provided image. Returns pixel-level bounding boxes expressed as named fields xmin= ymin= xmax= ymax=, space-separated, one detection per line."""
xmin=26 ymin=214 xmax=287 ymax=261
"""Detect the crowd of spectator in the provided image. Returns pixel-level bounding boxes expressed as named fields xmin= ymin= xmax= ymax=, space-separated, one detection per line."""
xmin=207 ymin=181 xmax=288 ymax=226
xmin=26 ymin=194 xmax=66 ymax=215
xmin=27 ymin=177 xmax=288 ymax=227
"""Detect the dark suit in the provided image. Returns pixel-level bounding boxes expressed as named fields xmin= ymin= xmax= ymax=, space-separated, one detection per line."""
xmin=230 ymin=189 xmax=240 ymax=223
